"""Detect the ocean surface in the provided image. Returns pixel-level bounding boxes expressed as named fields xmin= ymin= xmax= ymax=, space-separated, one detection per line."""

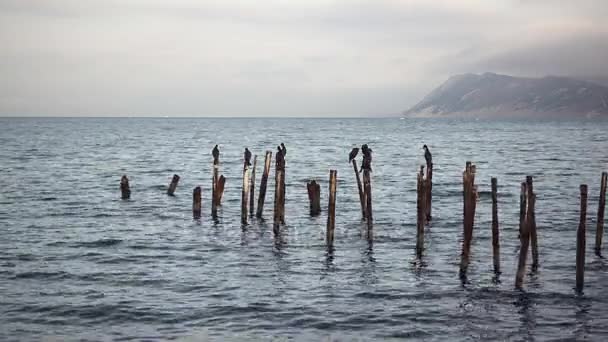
xmin=1 ymin=117 xmax=608 ymax=341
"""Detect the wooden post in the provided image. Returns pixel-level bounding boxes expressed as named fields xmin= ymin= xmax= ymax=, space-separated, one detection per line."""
xmin=460 ymin=166 xmax=468 ymax=278
xmin=576 ymin=184 xmax=588 ymax=292
xmin=326 ymin=170 xmax=337 ymax=249
xmin=211 ymin=165 xmax=218 ymax=218
xmin=307 ymin=180 xmax=321 ymax=216
xmin=416 ymin=169 xmax=426 ymax=257
xmin=273 ymin=169 xmax=284 ymax=236
xmin=241 ymin=165 xmax=250 ymax=225
xmin=256 ymin=151 xmax=272 ymax=218
xmin=595 ymin=172 xmax=607 ymax=255
xmin=363 ymin=170 xmax=373 ymax=231
xmin=491 ymin=177 xmax=500 ymax=274
xmin=426 ymin=163 xmax=433 ymax=221
xmin=460 ymin=163 xmax=475 ymax=277
xmin=519 ymin=182 xmax=527 ymax=240
xmin=351 ymin=159 xmax=366 ymax=219
xmin=120 ymin=175 xmax=131 ymax=199
xmin=527 ymin=176 xmax=539 ymax=270
xmin=249 ymin=155 xmax=257 ymax=216
xmin=167 ymin=174 xmax=180 ymax=196
xmin=216 ymin=175 xmax=226 ymax=204
xmin=516 ymin=182 xmax=533 ymax=289
xmin=192 ymin=186 xmax=202 ymax=219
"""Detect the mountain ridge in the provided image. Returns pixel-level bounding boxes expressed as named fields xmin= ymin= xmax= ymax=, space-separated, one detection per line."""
xmin=404 ymin=72 xmax=608 ymax=117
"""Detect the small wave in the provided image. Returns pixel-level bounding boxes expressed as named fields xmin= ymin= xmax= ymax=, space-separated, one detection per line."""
xmin=13 ymin=271 xmax=69 ymax=280
xmin=72 ymin=238 xmax=123 ymax=248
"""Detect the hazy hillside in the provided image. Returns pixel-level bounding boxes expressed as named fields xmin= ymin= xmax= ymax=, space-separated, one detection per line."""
xmin=405 ymin=73 xmax=608 ymax=117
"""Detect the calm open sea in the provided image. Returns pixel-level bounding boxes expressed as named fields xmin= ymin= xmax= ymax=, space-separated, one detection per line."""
xmin=1 ymin=117 xmax=608 ymax=341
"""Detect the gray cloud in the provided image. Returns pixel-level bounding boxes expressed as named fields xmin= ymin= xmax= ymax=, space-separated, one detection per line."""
xmin=1 ymin=0 xmax=607 ymax=116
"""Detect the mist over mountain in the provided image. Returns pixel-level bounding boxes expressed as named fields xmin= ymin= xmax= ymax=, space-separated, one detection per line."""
xmin=404 ymin=73 xmax=608 ymax=117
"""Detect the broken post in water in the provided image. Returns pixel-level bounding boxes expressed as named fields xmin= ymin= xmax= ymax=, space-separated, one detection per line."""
xmin=349 ymin=147 xmax=366 ymax=219
xmin=249 ymin=155 xmax=257 ymax=216
xmin=273 ymin=145 xmax=286 ymax=235
xmin=280 ymin=143 xmax=287 ymax=224
xmin=577 ymin=184 xmax=588 ymax=293
xmin=416 ymin=167 xmax=427 ymax=257
xmin=326 ymin=170 xmax=337 ymax=249
xmin=241 ymin=148 xmax=252 ymax=225
xmin=167 ymin=174 xmax=180 ymax=196
xmin=527 ymin=176 xmax=539 ymax=270
xmin=519 ymin=182 xmax=527 ymax=239
xmin=307 ymin=180 xmax=321 ymax=216
xmin=256 ymin=151 xmax=272 ymax=218
xmin=216 ymin=175 xmax=226 ymax=204
xmin=459 ymin=162 xmax=477 ymax=278
xmin=211 ymin=145 xmax=220 ymax=218
xmin=515 ymin=180 xmax=535 ymax=289
xmin=491 ymin=177 xmax=500 ymax=274
xmin=595 ymin=172 xmax=607 ymax=255
xmin=193 ymin=186 xmax=202 ymax=219
xmin=120 ymin=175 xmax=131 ymax=199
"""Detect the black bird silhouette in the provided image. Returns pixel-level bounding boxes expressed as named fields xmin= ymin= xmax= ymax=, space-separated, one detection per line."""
xmin=212 ymin=145 xmax=220 ymax=164
xmin=280 ymin=143 xmax=286 ymax=156
xmin=244 ymin=148 xmax=252 ymax=167
xmin=348 ymin=147 xmax=359 ymax=163
xmin=423 ymin=144 xmax=432 ymax=167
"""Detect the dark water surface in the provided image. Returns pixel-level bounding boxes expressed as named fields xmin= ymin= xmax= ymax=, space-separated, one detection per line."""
xmin=1 ymin=117 xmax=608 ymax=341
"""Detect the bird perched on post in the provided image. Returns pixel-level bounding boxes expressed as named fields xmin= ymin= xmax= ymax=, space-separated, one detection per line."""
xmin=244 ymin=148 xmax=252 ymax=169
xmin=212 ymin=145 xmax=220 ymax=165
xmin=361 ymin=144 xmax=373 ymax=172
xmin=348 ymin=147 xmax=359 ymax=163
xmin=280 ymin=143 xmax=287 ymax=156
xmin=276 ymin=145 xmax=285 ymax=171
xmin=423 ymin=144 xmax=432 ymax=169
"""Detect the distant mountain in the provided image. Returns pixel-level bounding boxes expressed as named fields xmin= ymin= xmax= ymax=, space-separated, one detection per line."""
xmin=404 ymin=72 xmax=608 ymax=117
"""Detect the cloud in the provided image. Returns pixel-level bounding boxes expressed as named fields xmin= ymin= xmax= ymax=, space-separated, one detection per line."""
xmin=0 ymin=0 xmax=607 ymax=116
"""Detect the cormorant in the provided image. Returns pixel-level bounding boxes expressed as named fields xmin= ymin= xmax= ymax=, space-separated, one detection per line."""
xmin=361 ymin=144 xmax=372 ymax=172
xmin=280 ymin=143 xmax=286 ymax=156
xmin=212 ymin=145 xmax=220 ymax=164
xmin=348 ymin=147 xmax=359 ymax=163
xmin=244 ymin=148 xmax=252 ymax=167
xmin=423 ymin=144 xmax=432 ymax=167
xmin=276 ymin=145 xmax=285 ymax=171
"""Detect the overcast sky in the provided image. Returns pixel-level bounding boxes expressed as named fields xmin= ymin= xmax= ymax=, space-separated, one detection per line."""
xmin=1 ymin=0 xmax=607 ymax=117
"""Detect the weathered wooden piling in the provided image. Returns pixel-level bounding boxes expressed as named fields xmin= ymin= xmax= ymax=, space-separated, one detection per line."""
xmin=273 ymin=169 xmax=285 ymax=236
xmin=576 ymin=184 xmax=588 ymax=292
xmin=249 ymin=155 xmax=257 ymax=216
xmin=491 ymin=177 xmax=500 ymax=274
xmin=211 ymin=164 xmax=219 ymax=217
xmin=519 ymin=182 xmax=527 ymax=239
xmin=416 ymin=169 xmax=427 ymax=257
xmin=515 ymin=182 xmax=536 ymax=289
xmin=241 ymin=165 xmax=250 ymax=225
xmin=216 ymin=175 xmax=226 ymax=204
xmin=120 ymin=175 xmax=130 ymax=199
xmin=459 ymin=162 xmax=477 ymax=277
xmin=256 ymin=151 xmax=272 ymax=218
xmin=326 ymin=170 xmax=337 ymax=249
xmin=425 ymin=163 xmax=433 ymax=221
xmin=527 ymin=176 xmax=539 ymax=270
xmin=351 ymin=158 xmax=366 ymax=219
xmin=307 ymin=180 xmax=321 ymax=216
xmin=167 ymin=174 xmax=180 ymax=196
xmin=192 ymin=186 xmax=202 ymax=219
xmin=596 ymin=172 xmax=607 ymax=255
xmin=363 ymin=170 xmax=373 ymax=231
